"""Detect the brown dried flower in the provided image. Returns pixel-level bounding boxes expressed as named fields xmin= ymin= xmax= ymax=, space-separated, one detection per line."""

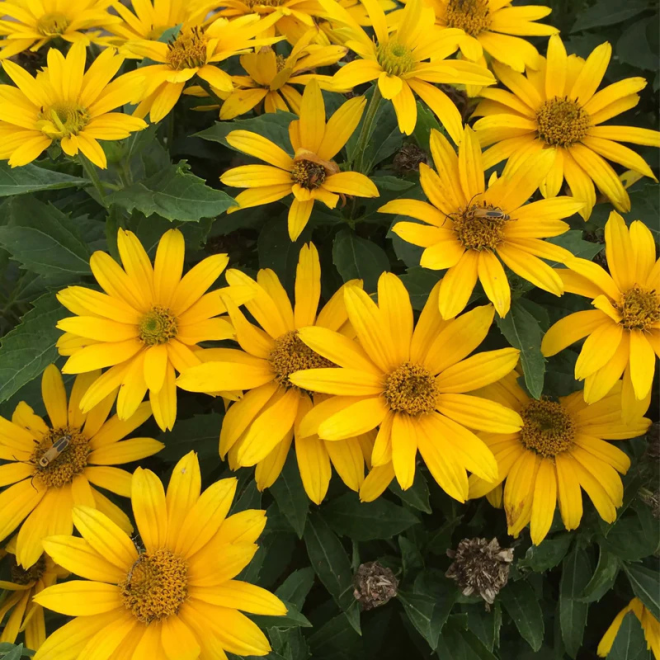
xmin=353 ymin=561 xmax=399 ymax=610
xmin=393 ymin=143 xmax=428 ymax=175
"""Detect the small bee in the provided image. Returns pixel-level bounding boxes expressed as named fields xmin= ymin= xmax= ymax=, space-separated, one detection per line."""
xmin=38 ymin=434 xmax=71 ymax=468
xmin=471 ymin=207 xmax=510 ymax=221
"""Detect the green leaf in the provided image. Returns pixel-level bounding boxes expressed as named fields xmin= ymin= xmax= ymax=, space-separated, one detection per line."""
xmin=408 ymin=571 xmax=459 ymax=649
xmin=399 ymin=591 xmax=447 ymax=650
xmin=617 ymin=18 xmax=659 ymax=71
xmin=608 ymin=612 xmax=653 ymax=660
xmin=276 ymin=568 xmax=316 ymax=610
xmin=0 ymin=293 xmax=68 ymax=404
xmin=196 ymin=112 xmax=295 ymax=153
xmin=468 ymin=604 xmax=502 ymax=652
xmin=0 ymin=162 xmax=85 ymax=197
xmin=389 ymin=470 xmax=432 ymax=514
xmin=303 ymin=512 xmax=360 ymax=633
xmin=332 ymin=229 xmax=390 ymax=293
xmin=105 ymin=163 xmax=235 ymax=221
xmin=230 ymin=479 xmax=262 ymax=514
xmin=499 ymin=580 xmax=544 ymax=651
xmin=322 ymin=492 xmax=420 ymax=541
xmin=0 ymin=643 xmax=32 ymax=659
xmin=571 ymin=0 xmax=648 ymax=32
xmin=436 ymin=624 xmax=499 ymax=660
xmin=603 ymin=501 xmax=660 ymax=560
xmin=251 ymin=599 xmax=312 ymax=629
xmin=400 ymin=266 xmax=442 ymax=311
xmin=624 ymin=564 xmax=660 ymax=620
xmin=518 ymin=533 xmax=573 ymax=572
xmin=0 ymin=197 xmax=95 ymax=278
xmin=496 ymin=299 xmax=545 ymax=399
xmin=413 ymin=102 xmax=441 ymax=150
xmin=308 ymin=612 xmax=362 ymax=659
xmin=157 ymin=413 xmax=223 ymax=463
xmin=577 ymin=547 xmax=620 ymax=603
xmin=559 ymin=547 xmax=592 ymax=658
xmin=270 ymin=454 xmax=309 ymax=539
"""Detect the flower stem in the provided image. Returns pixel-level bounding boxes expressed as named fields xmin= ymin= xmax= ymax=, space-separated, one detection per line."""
xmin=78 ymin=154 xmax=108 ymax=207
xmin=353 ymin=85 xmax=383 ymax=175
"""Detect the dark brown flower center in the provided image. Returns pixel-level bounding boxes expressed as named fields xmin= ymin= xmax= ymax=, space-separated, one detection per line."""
xmin=384 ymin=362 xmax=438 ymax=416
xmin=536 ymin=98 xmax=591 ymax=148
xmin=519 ymin=399 xmax=574 ymax=457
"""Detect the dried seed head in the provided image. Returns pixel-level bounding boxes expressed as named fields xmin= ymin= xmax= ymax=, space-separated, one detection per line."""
xmin=353 ymin=561 xmax=399 ymax=610
xmin=393 ymin=143 xmax=428 ymax=176
xmin=446 ymin=537 xmax=514 ymax=608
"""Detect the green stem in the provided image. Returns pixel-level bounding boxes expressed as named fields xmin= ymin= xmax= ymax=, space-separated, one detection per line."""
xmin=79 ymin=154 xmax=108 ymax=207
xmin=353 ymin=85 xmax=383 ymax=175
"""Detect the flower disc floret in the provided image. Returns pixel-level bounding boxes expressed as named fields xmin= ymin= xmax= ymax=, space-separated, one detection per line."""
xmin=36 ymin=13 xmax=69 ymax=36
xmin=536 ymin=97 xmax=591 ymax=148
xmin=376 ymin=41 xmax=416 ymax=77
xmin=269 ymin=331 xmax=334 ymax=389
xmin=291 ymin=160 xmax=327 ymax=190
xmin=120 ymin=549 xmax=188 ymax=624
xmin=32 ymin=428 xmax=90 ymax=488
xmin=617 ymin=286 xmax=660 ymax=331
xmin=445 ymin=0 xmax=492 ymax=36
xmin=453 ymin=204 xmax=509 ymax=251
xmin=38 ymin=103 xmax=91 ymax=139
xmin=519 ymin=399 xmax=575 ymax=457
xmin=167 ymin=27 xmax=208 ymax=70
xmin=384 ymin=362 xmax=438 ymax=416
xmin=139 ymin=306 xmax=178 ymax=346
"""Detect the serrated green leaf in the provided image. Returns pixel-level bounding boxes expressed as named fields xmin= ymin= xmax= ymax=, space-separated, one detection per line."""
xmin=157 ymin=413 xmax=223 ymax=463
xmin=230 ymin=479 xmax=261 ymax=515
xmin=398 ymin=591 xmax=441 ymax=650
xmin=468 ymin=604 xmax=502 ymax=652
xmin=436 ymin=624 xmax=498 ymax=660
xmin=499 ymin=580 xmax=544 ymax=651
xmin=496 ymin=300 xmax=545 ymax=399
xmin=399 ymin=267 xmax=442 ymax=311
xmin=0 ymin=293 xmax=68 ymax=403
xmin=548 ymin=230 xmax=604 ymax=262
xmin=271 ymin=454 xmax=309 ymax=539
xmin=332 ymin=229 xmax=390 ymax=293
xmin=609 ymin=611 xmax=653 ymax=660
xmin=276 ymin=568 xmax=316 ymax=610
xmin=624 ymin=564 xmax=660 ymax=620
xmin=106 ymin=163 xmax=235 ymax=221
xmin=389 ymin=470 xmax=432 ymax=514
xmin=560 ymin=547 xmax=592 ymax=658
xmin=571 ymin=0 xmax=647 ymax=32
xmin=0 ymin=162 xmax=85 ymax=197
xmin=323 ymin=492 xmax=420 ymax=541
xmin=518 ymin=533 xmax=573 ymax=572
xmin=617 ymin=17 xmax=659 ymax=71
xmin=196 ymin=113 xmax=295 ymax=153
xmin=577 ymin=547 xmax=620 ymax=602
xmin=603 ymin=501 xmax=660 ymax=560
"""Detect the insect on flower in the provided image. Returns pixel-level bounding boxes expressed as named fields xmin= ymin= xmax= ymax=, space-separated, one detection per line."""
xmin=37 ymin=434 xmax=72 ymax=469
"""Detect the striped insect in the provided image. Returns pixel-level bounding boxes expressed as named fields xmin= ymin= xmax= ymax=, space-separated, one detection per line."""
xmin=470 ymin=206 xmax=510 ymax=221
xmin=38 ymin=434 xmax=72 ymax=468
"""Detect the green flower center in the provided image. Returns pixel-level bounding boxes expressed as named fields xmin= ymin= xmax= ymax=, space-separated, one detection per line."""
xmin=445 ymin=0 xmax=491 ymax=36
xmin=37 ymin=103 xmax=90 ymax=139
xmin=31 ymin=428 xmax=89 ymax=488
xmin=36 ymin=13 xmax=69 ymax=36
xmin=384 ymin=362 xmax=438 ymax=416
xmin=617 ymin=286 xmax=660 ymax=331
xmin=453 ymin=203 xmax=510 ymax=251
xmin=139 ymin=307 xmax=178 ymax=346
xmin=519 ymin=399 xmax=574 ymax=457
xmin=291 ymin=160 xmax=327 ymax=190
xmin=376 ymin=40 xmax=415 ymax=77
xmin=167 ymin=27 xmax=207 ymax=70
xmin=121 ymin=549 xmax=188 ymax=624
xmin=269 ymin=331 xmax=334 ymax=389
xmin=536 ymin=98 xmax=591 ymax=148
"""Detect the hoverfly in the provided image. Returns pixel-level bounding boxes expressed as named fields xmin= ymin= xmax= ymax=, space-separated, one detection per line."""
xmin=38 ymin=434 xmax=72 ymax=468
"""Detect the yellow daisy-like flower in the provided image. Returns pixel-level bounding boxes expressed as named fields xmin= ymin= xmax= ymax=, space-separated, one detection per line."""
xmin=56 ymin=228 xmax=236 ymax=432
xmin=0 ymin=0 xmax=121 ymax=60
xmin=33 ymin=452 xmax=286 ymax=659
xmin=0 ymin=538 xmax=68 ymax=651
xmin=430 ymin=0 xmax=557 ymax=72
xmin=177 ymin=244 xmax=375 ymax=503
xmin=468 ymin=372 xmax=650 ymax=544
xmin=474 ymin=34 xmax=660 ymax=219
xmin=0 ymin=43 xmax=146 ymax=169
xmin=542 ymin=211 xmax=659 ymax=422
xmin=220 ymin=79 xmax=379 ymax=241
xmin=380 ymin=126 xmax=581 ymax=319
xmin=219 ymin=31 xmax=347 ymax=120
xmin=287 ymin=273 xmax=523 ymax=501
xmin=109 ymin=0 xmax=221 ymax=42
xmin=322 ymin=0 xmax=495 ymax=138
xmin=598 ymin=598 xmax=660 ymax=659
xmin=0 ymin=364 xmax=162 ymax=569
xmin=125 ymin=14 xmax=282 ymax=123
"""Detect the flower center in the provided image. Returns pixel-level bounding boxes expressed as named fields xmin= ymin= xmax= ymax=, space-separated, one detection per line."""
xmin=452 ymin=203 xmax=509 ymax=251
xmin=269 ymin=331 xmax=334 ymax=389
xmin=376 ymin=40 xmax=415 ymax=76
xmin=242 ymin=0 xmax=286 ymax=8
xmin=120 ymin=549 xmax=188 ymax=624
xmin=616 ymin=286 xmax=660 ymax=331
xmin=31 ymin=428 xmax=89 ymax=488
xmin=519 ymin=399 xmax=574 ymax=458
xmin=276 ymin=53 xmax=287 ymax=72
xmin=36 ymin=13 xmax=69 ymax=36
xmin=37 ymin=103 xmax=90 ymax=139
xmin=139 ymin=306 xmax=178 ymax=346
xmin=291 ymin=160 xmax=327 ymax=190
xmin=167 ymin=27 xmax=207 ymax=70
xmin=445 ymin=0 xmax=491 ymax=36
xmin=536 ymin=97 xmax=591 ymax=148
xmin=11 ymin=555 xmax=47 ymax=585
xmin=383 ymin=362 xmax=438 ymax=416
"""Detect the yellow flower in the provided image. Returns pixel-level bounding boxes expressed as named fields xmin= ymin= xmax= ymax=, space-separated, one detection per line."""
xmin=0 ymin=43 xmax=146 ymax=168
xmin=468 ymin=372 xmax=650 ymax=544
xmin=431 ymin=0 xmax=557 ymax=72
xmin=177 ymin=244 xmax=375 ymax=503
xmin=219 ymin=30 xmax=347 ymax=120
xmin=33 ymin=452 xmax=286 ymax=659
xmin=380 ymin=126 xmax=581 ymax=319
xmin=321 ymin=0 xmax=495 ymax=137
xmin=598 ymin=598 xmax=660 ymax=659
xmin=109 ymin=0 xmax=221 ymax=42
xmin=56 ymin=228 xmax=236 ymax=432
xmin=0 ymin=365 xmax=162 ymax=569
xmin=220 ymin=79 xmax=379 ymax=241
xmin=0 ymin=537 xmax=68 ymax=651
xmin=542 ymin=211 xmax=659 ymax=422
xmin=287 ymin=273 xmax=523 ymax=501
xmin=0 ymin=0 xmax=121 ymax=60
xmin=474 ymin=34 xmax=660 ymax=219
xmin=125 ymin=14 xmax=282 ymax=123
